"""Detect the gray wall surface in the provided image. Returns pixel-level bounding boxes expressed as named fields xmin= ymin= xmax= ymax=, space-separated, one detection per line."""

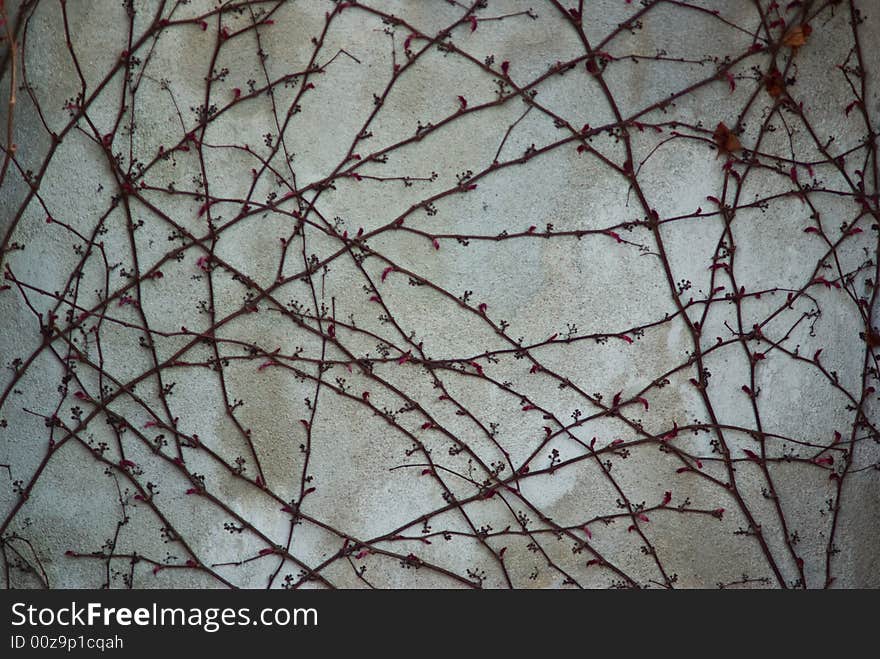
xmin=1 ymin=0 xmax=878 ymax=588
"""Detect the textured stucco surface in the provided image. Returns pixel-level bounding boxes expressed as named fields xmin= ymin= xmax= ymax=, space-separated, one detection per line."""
xmin=1 ymin=0 xmax=879 ymax=588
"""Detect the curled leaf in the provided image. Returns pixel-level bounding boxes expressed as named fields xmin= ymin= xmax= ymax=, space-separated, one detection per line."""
xmin=713 ymin=122 xmax=741 ymax=155
xmin=783 ymin=24 xmax=812 ymax=48
xmin=765 ymin=68 xmax=784 ymax=98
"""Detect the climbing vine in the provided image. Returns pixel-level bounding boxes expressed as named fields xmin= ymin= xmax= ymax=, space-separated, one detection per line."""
xmin=0 ymin=0 xmax=878 ymax=588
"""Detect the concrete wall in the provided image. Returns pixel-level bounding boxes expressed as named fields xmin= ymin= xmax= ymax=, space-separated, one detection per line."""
xmin=1 ymin=0 xmax=878 ymax=588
